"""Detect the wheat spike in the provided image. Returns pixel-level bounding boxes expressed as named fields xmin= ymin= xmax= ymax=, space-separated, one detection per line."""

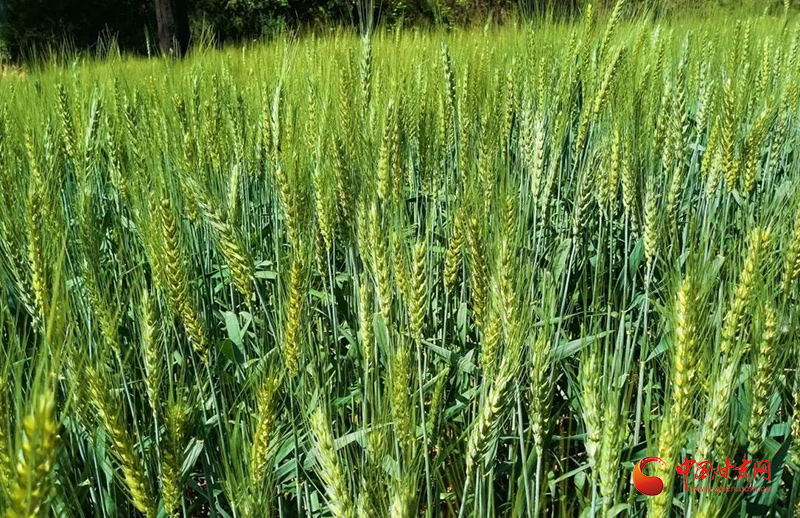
xmin=481 ymin=308 xmax=502 ymax=381
xmin=140 ymin=289 xmax=162 ymax=420
xmin=5 ymin=391 xmax=59 ymax=518
xmin=747 ymin=304 xmax=777 ymax=455
xmin=86 ymin=367 xmax=157 ymax=518
xmin=358 ymin=276 xmax=375 ymax=374
xmin=25 ymin=184 xmax=47 ymax=325
xmin=189 ymin=180 xmax=255 ymax=301
xmin=444 ymin=211 xmax=465 ymax=291
xmin=161 ymin=403 xmax=187 ymax=517
xmin=781 ymin=203 xmax=800 ymax=294
xmin=528 ymin=331 xmax=552 ymax=456
xmin=310 ymin=407 xmax=356 ymax=518
xmin=284 ymin=253 xmax=305 ymax=377
xmin=160 ymin=197 xmax=208 ymax=361
xmin=466 ymin=356 xmax=516 ymax=478
xmin=721 ymin=79 xmax=738 ymax=192
xmin=408 ymin=241 xmax=427 ymax=344
xmin=0 ymin=377 xmax=11 ymax=497
xmin=720 ymin=227 xmax=770 ymax=357
xmin=651 ymin=276 xmax=698 ymax=518
xmin=250 ymin=376 xmax=280 ymax=488
xmin=467 ymin=216 xmax=488 ymax=329
xmin=580 ymin=345 xmax=602 ymax=467
xmin=391 ymin=343 xmax=414 ymax=452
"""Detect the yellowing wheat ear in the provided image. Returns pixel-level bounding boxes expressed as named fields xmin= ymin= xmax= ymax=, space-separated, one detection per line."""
xmin=652 ymin=275 xmax=698 ymax=518
xmin=160 ymin=197 xmax=208 ymax=361
xmin=6 ymin=391 xmax=59 ymax=518
xmin=251 ymin=376 xmax=280 ymax=489
xmin=26 ymin=181 xmax=47 ymax=326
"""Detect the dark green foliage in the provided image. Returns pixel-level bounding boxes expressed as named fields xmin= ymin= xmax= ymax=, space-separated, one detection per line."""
xmin=0 ymin=0 xmax=155 ymax=58
xmin=0 ymin=0 xmax=792 ymax=60
xmin=193 ymin=0 xmax=292 ymax=41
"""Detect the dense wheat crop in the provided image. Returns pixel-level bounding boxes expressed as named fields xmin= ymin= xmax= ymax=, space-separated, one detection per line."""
xmin=1 ymin=4 xmax=800 ymax=517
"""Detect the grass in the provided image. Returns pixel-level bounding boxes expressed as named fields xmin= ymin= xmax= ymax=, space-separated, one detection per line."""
xmin=1 ymin=3 xmax=800 ymax=517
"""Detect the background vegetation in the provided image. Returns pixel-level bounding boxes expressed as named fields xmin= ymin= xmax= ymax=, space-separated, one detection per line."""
xmin=0 ymin=0 xmax=794 ymax=60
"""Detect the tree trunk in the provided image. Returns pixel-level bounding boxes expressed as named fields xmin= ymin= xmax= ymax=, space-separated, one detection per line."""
xmin=154 ymin=0 xmax=190 ymax=57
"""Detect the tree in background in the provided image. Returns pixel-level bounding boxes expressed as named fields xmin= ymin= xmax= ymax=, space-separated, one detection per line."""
xmin=155 ymin=0 xmax=190 ymax=56
xmin=193 ymin=0 xmax=291 ymax=42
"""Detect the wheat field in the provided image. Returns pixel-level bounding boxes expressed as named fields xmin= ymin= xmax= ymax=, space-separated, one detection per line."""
xmin=0 ymin=4 xmax=799 ymax=517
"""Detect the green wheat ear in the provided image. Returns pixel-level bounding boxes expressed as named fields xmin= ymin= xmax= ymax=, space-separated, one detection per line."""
xmin=466 ymin=354 xmax=518 ymax=480
xmin=188 ymin=178 xmax=255 ymax=302
xmin=86 ymin=366 xmax=157 ymax=518
xmin=283 ymin=251 xmax=306 ymax=377
xmin=250 ymin=375 xmax=280 ymax=489
xmin=310 ymin=406 xmax=356 ymax=518
xmin=720 ymin=227 xmax=771 ymax=357
xmin=140 ymin=288 xmax=162 ymax=420
xmin=444 ymin=210 xmax=464 ymax=292
xmin=161 ymin=402 xmax=188 ymax=518
xmin=408 ymin=241 xmax=427 ymax=345
xmin=0 ymin=377 xmax=11 ymax=498
xmin=748 ymin=304 xmax=777 ymax=456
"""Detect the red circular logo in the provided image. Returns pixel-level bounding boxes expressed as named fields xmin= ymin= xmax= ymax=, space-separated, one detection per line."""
xmin=632 ymin=456 xmax=666 ymax=496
